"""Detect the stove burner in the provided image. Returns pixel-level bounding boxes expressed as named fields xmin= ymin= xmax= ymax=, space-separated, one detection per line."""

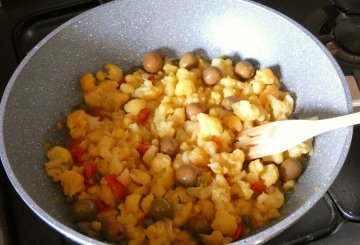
xmin=326 ymin=41 xmax=360 ymax=64
xmin=303 ymin=3 xmax=360 ymax=66
xmin=333 ymin=13 xmax=360 ymax=55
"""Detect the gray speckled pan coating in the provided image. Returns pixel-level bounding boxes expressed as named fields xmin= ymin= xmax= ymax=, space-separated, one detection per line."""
xmin=0 ymin=0 xmax=353 ymax=244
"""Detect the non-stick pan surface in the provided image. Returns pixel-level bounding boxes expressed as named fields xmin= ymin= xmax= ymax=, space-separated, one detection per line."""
xmin=0 ymin=0 xmax=353 ymax=244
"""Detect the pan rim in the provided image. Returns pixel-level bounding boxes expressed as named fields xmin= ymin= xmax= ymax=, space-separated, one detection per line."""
xmin=0 ymin=0 xmax=353 ymax=244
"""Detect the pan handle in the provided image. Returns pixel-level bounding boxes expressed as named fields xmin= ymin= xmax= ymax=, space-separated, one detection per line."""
xmin=346 ymin=74 xmax=360 ymax=110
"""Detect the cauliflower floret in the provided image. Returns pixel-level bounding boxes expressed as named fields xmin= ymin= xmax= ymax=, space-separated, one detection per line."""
xmin=104 ymin=63 xmax=123 ymax=82
xmin=211 ymin=58 xmax=234 ymax=78
xmin=45 ymin=146 xmax=74 ymax=181
xmin=125 ymin=70 xmax=145 ymax=88
xmin=263 ymin=152 xmax=284 ymax=164
xmin=95 ymin=63 xmax=124 ymax=82
xmin=254 ymin=68 xmax=279 ymax=85
xmin=261 ymin=164 xmax=279 ymax=188
xmin=223 ymin=115 xmax=243 ymax=132
xmin=67 ymin=110 xmax=89 ymax=139
xmin=175 ymin=68 xmax=197 ymax=96
xmin=256 ymin=187 xmax=284 ymax=211
xmin=161 ymin=74 xmax=178 ymax=96
xmin=80 ymin=73 xmax=97 ymax=92
xmin=232 ymin=100 xmax=260 ymax=121
xmin=202 ymin=230 xmax=231 ymax=245
xmin=208 ymin=91 xmax=222 ymax=106
xmin=82 ymin=79 xmax=129 ymax=111
xmin=267 ymin=94 xmax=294 ymax=120
xmin=58 ymin=170 xmax=84 ymax=196
xmin=231 ymin=178 xmax=254 ymax=200
xmin=197 ymin=113 xmax=223 ymax=138
xmin=124 ymin=98 xmax=146 ymax=115
xmin=288 ymin=138 xmax=313 ymax=158
xmin=208 ymin=149 xmax=245 ymax=177
xmin=134 ymin=80 xmax=163 ymax=99
xmin=145 ymin=220 xmax=175 ymax=245
xmin=163 ymin=58 xmax=179 ymax=75
xmin=247 ymin=159 xmax=264 ymax=183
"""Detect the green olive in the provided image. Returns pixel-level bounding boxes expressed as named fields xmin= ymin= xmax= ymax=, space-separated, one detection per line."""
xmin=149 ymin=197 xmax=173 ymax=220
xmin=279 ymin=158 xmax=303 ymax=181
xmin=179 ymin=52 xmax=198 ymax=70
xmin=175 ymin=164 xmax=198 ymax=187
xmin=234 ymin=61 xmax=255 ymax=80
xmin=142 ymin=52 xmax=163 ymax=73
xmin=71 ymin=199 xmax=97 ymax=222
xmin=202 ymin=66 xmax=222 ymax=85
xmin=103 ymin=221 xmax=126 ymax=242
xmin=185 ymin=102 xmax=206 ymax=120
xmin=187 ymin=214 xmax=211 ymax=236
xmin=160 ymin=136 xmax=180 ymax=157
xmin=221 ymin=96 xmax=240 ymax=110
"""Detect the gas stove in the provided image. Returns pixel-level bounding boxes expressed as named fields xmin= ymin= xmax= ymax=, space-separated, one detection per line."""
xmin=0 ymin=0 xmax=360 ymax=244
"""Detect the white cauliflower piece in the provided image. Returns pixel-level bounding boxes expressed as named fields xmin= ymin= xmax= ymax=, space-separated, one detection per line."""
xmin=44 ymin=146 xmax=74 ymax=181
xmin=175 ymin=68 xmax=197 ymax=96
xmin=134 ymin=80 xmax=163 ymax=100
xmin=254 ymin=68 xmax=279 ymax=85
xmin=197 ymin=113 xmax=223 ymax=138
xmin=288 ymin=138 xmax=314 ymax=158
xmin=211 ymin=58 xmax=234 ymax=78
xmin=267 ymin=94 xmax=294 ymax=120
xmin=261 ymin=164 xmax=279 ymax=188
xmin=232 ymin=100 xmax=260 ymax=121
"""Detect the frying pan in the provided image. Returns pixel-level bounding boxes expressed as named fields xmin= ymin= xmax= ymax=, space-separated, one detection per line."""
xmin=0 ymin=0 xmax=353 ymax=244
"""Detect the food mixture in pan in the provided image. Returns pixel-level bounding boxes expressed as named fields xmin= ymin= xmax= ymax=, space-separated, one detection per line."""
xmin=44 ymin=51 xmax=313 ymax=244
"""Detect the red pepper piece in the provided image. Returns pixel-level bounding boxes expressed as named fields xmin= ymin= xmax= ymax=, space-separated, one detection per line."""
xmin=120 ymin=77 xmax=126 ymax=84
xmin=251 ymin=181 xmax=267 ymax=197
xmin=69 ymin=140 xmax=86 ymax=165
xmin=136 ymin=141 xmax=150 ymax=156
xmin=90 ymin=107 xmax=112 ymax=121
xmin=104 ymin=174 xmax=127 ymax=201
xmin=136 ymin=108 xmax=151 ymax=124
xmin=94 ymin=199 xmax=112 ymax=214
xmin=148 ymin=75 xmax=157 ymax=85
xmin=232 ymin=222 xmax=245 ymax=241
xmin=84 ymin=162 xmax=97 ymax=185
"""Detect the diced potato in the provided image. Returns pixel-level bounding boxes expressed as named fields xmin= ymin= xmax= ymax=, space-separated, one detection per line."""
xmin=124 ymin=99 xmax=146 ymax=115
xmin=130 ymin=169 xmax=152 ymax=186
xmin=211 ymin=209 xmax=237 ymax=236
xmin=173 ymin=202 xmax=193 ymax=227
xmin=141 ymin=194 xmax=155 ymax=213
xmin=223 ymin=115 xmax=243 ymax=131
xmin=124 ymin=193 xmax=142 ymax=213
